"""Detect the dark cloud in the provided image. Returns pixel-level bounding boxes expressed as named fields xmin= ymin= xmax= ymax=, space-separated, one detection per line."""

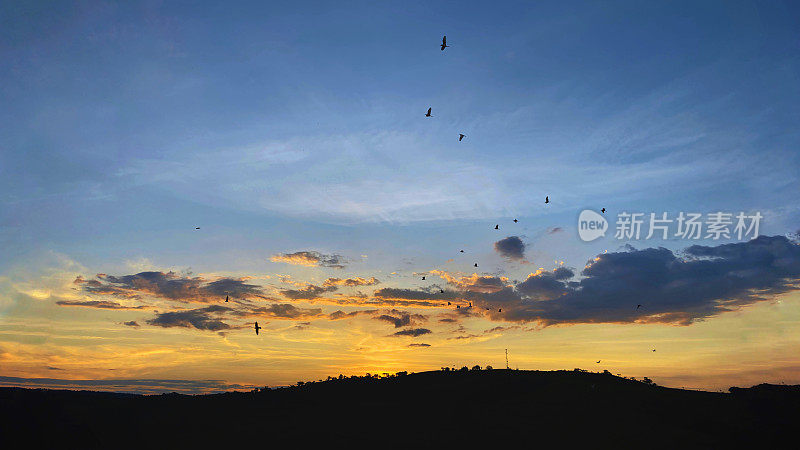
xmin=494 ymin=235 xmax=800 ymax=325
xmin=56 ymin=300 xmax=148 ymax=310
xmin=74 ymin=271 xmax=266 ymax=303
xmin=494 ymin=236 xmax=526 ymax=260
xmin=147 ymin=305 xmax=232 ymax=331
xmin=235 ymin=303 xmax=324 ymax=320
xmin=547 ymin=227 xmax=564 ymax=234
xmin=322 ymin=277 xmax=379 ymax=287
xmin=328 ymin=309 xmax=378 ymax=320
xmin=374 ymin=310 xmax=427 ymax=328
xmin=390 ymin=328 xmax=432 ymax=337
xmin=408 ymin=343 xmax=431 ymax=347
xmin=280 ymin=284 xmax=336 ymax=300
xmin=270 ymin=251 xmax=347 ymax=269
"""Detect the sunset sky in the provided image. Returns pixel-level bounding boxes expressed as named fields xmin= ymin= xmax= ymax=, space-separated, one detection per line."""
xmin=1 ymin=0 xmax=800 ymax=393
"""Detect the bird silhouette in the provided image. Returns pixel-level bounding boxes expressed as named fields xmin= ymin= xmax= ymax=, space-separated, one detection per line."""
xmin=513 ymin=219 xmax=518 ymax=223
xmin=458 ymin=133 xmax=465 ymax=141
xmin=468 ymin=302 xmax=472 ymax=308
xmin=425 ymin=107 xmax=432 ymax=117
xmin=486 ymin=307 xmax=490 ymax=310
xmin=636 ymin=304 xmax=642 ymax=310
xmin=474 ymin=263 xmax=478 ymax=267
xmin=254 ymin=322 xmax=261 ymax=335
xmin=498 ymin=308 xmax=501 ymax=312
xmin=545 ymin=196 xmax=549 ymax=204
xmin=596 ymin=360 xmax=601 ymax=363
xmin=440 ymin=35 xmax=448 ymax=51
xmin=225 ymin=295 xmax=229 ymax=303
xmin=652 ymin=349 xmax=656 ymax=352
xmin=440 ymin=289 xmax=444 ymax=293
xmin=422 ymin=276 xmax=426 ymax=280
xmin=601 ymin=208 xmax=606 ymax=213
xmin=457 ymin=305 xmax=460 ymax=309
xmin=460 ymin=250 xmax=464 ymax=253
xmin=195 ymin=227 xmax=200 ymax=230
xmin=494 ymin=224 xmax=499 ymax=230
xmin=447 ymin=302 xmax=451 ymax=305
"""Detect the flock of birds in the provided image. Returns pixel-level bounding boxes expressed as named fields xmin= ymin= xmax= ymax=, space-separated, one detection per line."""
xmin=199 ymin=36 xmax=653 ymax=361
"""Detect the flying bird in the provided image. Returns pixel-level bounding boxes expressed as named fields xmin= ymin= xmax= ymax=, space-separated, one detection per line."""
xmin=457 ymin=305 xmax=461 ymax=309
xmin=195 ymin=227 xmax=200 ymax=230
xmin=494 ymin=224 xmax=499 ymax=230
xmin=458 ymin=133 xmax=465 ymax=141
xmin=652 ymin=349 xmax=656 ymax=352
xmin=440 ymin=289 xmax=445 ymax=293
xmin=440 ymin=35 xmax=448 ymax=51
xmin=636 ymin=304 xmax=642 ymax=310
xmin=545 ymin=196 xmax=549 ymax=204
xmin=601 ymin=208 xmax=606 ymax=213
xmin=513 ymin=219 xmax=518 ymax=223
xmin=422 ymin=276 xmax=426 ymax=280
xmin=448 ymin=302 xmax=451 ymax=305
xmin=498 ymin=308 xmax=501 ymax=312
xmin=225 ymin=295 xmax=229 ymax=303
xmin=425 ymin=107 xmax=432 ymax=117
xmin=474 ymin=263 xmax=478 ymax=267
xmin=254 ymin=322 xmax=261 ymax=335
xmin=460 ymin=250 xmax=465 ymax=253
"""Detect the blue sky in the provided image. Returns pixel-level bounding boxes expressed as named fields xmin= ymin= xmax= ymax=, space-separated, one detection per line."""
xmin=1 ymin=1 xmax=799 ymax=391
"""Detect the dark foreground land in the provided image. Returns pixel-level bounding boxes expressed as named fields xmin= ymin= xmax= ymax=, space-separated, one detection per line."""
xmin=1 ymin=369 xmax=798 ymax=448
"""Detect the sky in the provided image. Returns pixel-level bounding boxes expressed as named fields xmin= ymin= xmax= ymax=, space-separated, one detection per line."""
xmin=1 ymin=0 xmax=799 ymax=394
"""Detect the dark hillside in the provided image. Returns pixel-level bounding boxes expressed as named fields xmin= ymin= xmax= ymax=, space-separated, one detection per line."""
xmin=1 ymin=369 xmax=796 ymax=448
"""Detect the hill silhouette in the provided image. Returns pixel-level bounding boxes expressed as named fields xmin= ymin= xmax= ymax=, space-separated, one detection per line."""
xmin=2 ymin=369 xmax=797 ymax=448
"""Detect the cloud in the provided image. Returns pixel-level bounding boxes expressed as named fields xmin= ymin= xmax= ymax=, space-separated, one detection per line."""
xmin=322 ymin=277 xmax=379 ymax=287
xmin=494 ymin=236 xmax=526 ymax=260
xmin=122 ymin=321 xmax=140 ymax=327
xmin=408 ymin=343 xmax=431 ymax=347
xmin=56 ymin=300 xmax=149 ymax=310
xmin=279 ymin=284 xmax=336 ymax=300
xmin=146 ymin=305 xmax=232 ymax=331
xmin=390 ymin=328 xmax=431 ymax=337
xmin=430 ymin=270 xmax=510 ymax=293
xmin=234 ymin=303 xmax=324 ymax=320
xmin=270 ymin=251 xmax=347 ymax=269
xmin=74 ymin=272 xmax=266 ymax=303
xmin=0 ymin=376 xmax=255 ymax=395
xmin=374 ymin=310 xmax=427 ymax=328
xmin=487 ymin=235 xmax=800 ymax=325
xmin=547 ymin=227 xmax=564 ymax=234
xmin=328 ymin=309 xmax=378 ymax=320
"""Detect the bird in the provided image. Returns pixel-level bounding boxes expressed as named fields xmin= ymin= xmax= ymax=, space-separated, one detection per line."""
xmin=601 ymin=208 xmax=606 ymax=213
xmin=545 ymin=196 xmax=549 ymax=204
xmin=440 ymin=35 xmax=448 ymax=51
xmin=498 ymin=308 xmax=501 ymax=312
xmin=636 ymin=304 xmax=642 ymax=310
xmin=513 ymin=219 xmax=518 ymax=223
xmin=457 ymin=305 xmax=461 ymax=309
xmin=440 ymin=289 xmax=445 ymax=293
xmin=225 ymin=295 xmax=229 ymax=303
xmin=468 ymin=302 xmax=472 ymax=308
xmin=596 ymin=360 xmax=601 ymax=363
xmin=447 ymin=302 xmax=451 ymax=305
xmin=422 ymin=276 xmax=426 ymax=280
xmin=195 ymin=227 xmax=200 ymax=230
xmin=652 ymin=349 xmax=656 ymax=352
xmin=494 ymin=224 xmax=499 ymax=230
xmin=474 ymin=263 xmax=478 ymax=267
xmin=425 ymin=107 xmax=432 ymax=117
xmin=254 ymin=322 xmax=261 ymax=335
xmin=459 ymin=250 xmax=464 ymax=253
xmin=458 ymin=133 xmax=465 ymax=141
xmin=486 ymin=307 xmax=490 ymax=310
